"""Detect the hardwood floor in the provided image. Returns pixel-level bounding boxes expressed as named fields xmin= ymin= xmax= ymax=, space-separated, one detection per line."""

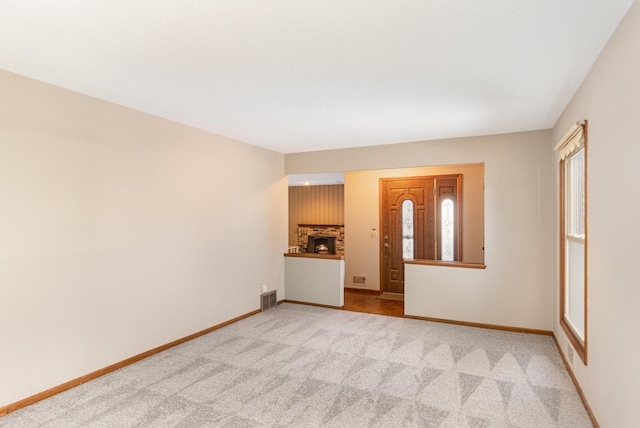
xmin=343 ymin=288 xmax=404 ymax=318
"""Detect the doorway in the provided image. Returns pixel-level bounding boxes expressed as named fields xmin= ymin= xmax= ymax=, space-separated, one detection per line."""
xmin=380 ymin=175 xmax=461 ymax=294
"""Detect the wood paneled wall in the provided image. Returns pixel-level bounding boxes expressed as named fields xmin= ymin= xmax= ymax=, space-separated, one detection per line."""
xmin=288 ymin=185 xmax=344 ymax=246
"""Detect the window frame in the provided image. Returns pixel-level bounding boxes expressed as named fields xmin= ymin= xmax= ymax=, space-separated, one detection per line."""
xmin=558 ymin=122 xmax=588 ymax=364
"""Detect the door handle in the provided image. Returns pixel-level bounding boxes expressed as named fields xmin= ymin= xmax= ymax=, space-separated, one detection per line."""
xmin=384 ymin=243 xmax=391 ymax=248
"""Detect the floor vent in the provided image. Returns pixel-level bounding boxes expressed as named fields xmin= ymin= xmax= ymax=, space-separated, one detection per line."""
xmin=261 ymin=290 xmax=277 ymax=311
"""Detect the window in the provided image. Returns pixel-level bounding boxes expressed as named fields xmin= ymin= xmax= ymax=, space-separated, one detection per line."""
xmin=564 ymin=148 xmax=585 ymax=340
xmin=556 ymin=121 xmax=588 ymax=364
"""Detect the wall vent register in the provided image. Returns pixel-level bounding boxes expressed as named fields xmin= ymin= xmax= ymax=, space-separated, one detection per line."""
xmin=261 ymin=290 xmax=277 ymax=311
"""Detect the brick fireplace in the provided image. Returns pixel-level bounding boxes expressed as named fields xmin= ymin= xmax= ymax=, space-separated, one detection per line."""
xmin=297 ymin=224 xmax=344 ymax=255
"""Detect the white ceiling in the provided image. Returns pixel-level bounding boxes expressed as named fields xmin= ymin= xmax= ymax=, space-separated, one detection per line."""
xmin=0 ymin=1 xmax=634 ymax=154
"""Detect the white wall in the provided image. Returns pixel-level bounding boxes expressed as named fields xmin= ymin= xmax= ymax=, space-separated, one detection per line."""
xmin=552 ymin=1 xmax=640 ymax=426
xmin=0 ymin=70 xmax=288 ymax=407
xmin=284 ymin=256 xmax=345 ymax=307
xmin=286 ymin=130 xmax=553 ymax=330
xmin=344 ymin=164 xmax=484 ymax=291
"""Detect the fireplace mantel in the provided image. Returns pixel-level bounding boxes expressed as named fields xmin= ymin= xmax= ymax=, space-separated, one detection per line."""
xmin=297 ymin=224 xmax=344 ymax=228
xmin=284 ymin=253 xmax=343 ymax=260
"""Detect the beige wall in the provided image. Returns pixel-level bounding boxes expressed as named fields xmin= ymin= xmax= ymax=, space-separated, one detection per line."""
xmin=284 ymin=257 xmax=344 ymax=307
xmin=0 ymin=70 xmax=288 ymax=406
xmin=344 ymin=164 xmax=484 ymax=291
xmin=551 ymin=2 xmax=640 ymax=426
xmin=286 ymin=129 xmax=553 ymax=330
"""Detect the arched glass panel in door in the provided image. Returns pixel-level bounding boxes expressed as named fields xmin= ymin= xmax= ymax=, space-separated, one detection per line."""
xmin=441 ymin=199 xmax=454 ymax=261
xmin=402 ymin=199 xmax=414 ymax=259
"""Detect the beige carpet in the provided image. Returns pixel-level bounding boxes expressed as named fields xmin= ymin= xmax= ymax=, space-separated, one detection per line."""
xmin=0 ymin=303 xmax=593 ymax=427
xmin=377 ymin=292 xmax=405 ymax=302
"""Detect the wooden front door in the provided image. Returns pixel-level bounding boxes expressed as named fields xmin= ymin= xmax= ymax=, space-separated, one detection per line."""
xmin=380 ymin=177 xmax=435 ymax=293
xmin=380 ymin=175 xmax=461 ymax=294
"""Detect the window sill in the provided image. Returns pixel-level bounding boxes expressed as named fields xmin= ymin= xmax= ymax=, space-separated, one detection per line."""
xmin=403 ymin=259 xmax=486 ymax=269
xmin=560 ymin=318 xmax=587 ymax=364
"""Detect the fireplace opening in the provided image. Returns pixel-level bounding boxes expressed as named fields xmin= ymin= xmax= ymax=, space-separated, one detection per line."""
xmin=306 ymin=235 xmax=337 ymax=254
